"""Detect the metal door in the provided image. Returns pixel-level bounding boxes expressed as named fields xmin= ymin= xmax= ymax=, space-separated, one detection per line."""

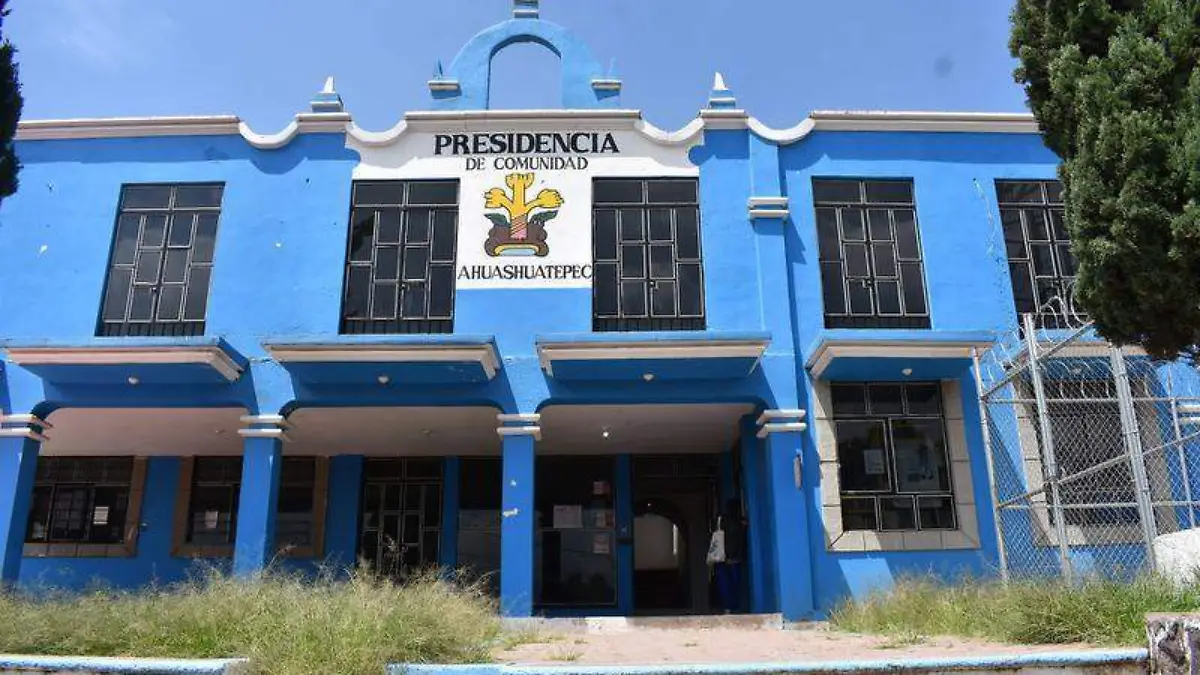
xmin=359 ymin=458 xmax=443 ymax=579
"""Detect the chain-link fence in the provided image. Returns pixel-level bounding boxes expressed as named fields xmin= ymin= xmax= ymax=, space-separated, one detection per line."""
xmin=974 ymin=314 xmax=1200 ymax=582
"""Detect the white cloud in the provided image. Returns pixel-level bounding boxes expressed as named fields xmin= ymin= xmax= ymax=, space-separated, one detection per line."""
xmin=48 ymin=0 xmax=178 ymax=71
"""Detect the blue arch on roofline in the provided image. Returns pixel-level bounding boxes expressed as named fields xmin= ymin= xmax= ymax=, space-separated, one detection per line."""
xmin=432 ymin=17 xmax=618 ymax=110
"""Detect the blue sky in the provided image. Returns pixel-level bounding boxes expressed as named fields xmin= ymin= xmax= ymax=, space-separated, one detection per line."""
xmin=6 ymin=0 xmax=1026 ymax=132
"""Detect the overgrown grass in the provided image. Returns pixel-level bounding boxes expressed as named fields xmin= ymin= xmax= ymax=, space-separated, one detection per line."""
xmin=831 ymin=575 xmax=1200 ymax=646
xmin=0 ymin=569 xmax=502 ymax=675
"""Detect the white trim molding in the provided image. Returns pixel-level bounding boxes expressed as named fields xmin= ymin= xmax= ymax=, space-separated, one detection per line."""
xmin=590 ymin=78 xmax=623 ymax=92
xmin=237 ymin=414 xmax=291 ymax=443
xmin=748 ymin=196 xmax=790 ymax=220
xmin=497 ymin=425 xmax=542 ymax=441
xmin=427 ymin=80 xmax=462 ymax=93
xmin=5 ymin=345 xmax=245 ymax=382
xmin=537 ymin=338 xmax=769 ymax=377
xmin=0 ymin=413 xmax=53 ymax=431
xmin=807 ymin=339 xmax=994 ymax=380
xmin=264 ymin=343 xmax=500 ymax=380
xmin=497 ymin=413 xmax=541 ymax=425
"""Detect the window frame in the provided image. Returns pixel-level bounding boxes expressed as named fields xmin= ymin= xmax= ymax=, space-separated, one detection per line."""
xmin=23 ymin=457 xmax=148 ymax=559
xmin=591 ymin=177 xmax=705 ymax=332
xmin=97 ymin=183 xmax=224 ymax=338
xmin=995 ymin=179 xmax=1078 ymax=329
xmin=812 ymin=178 xmax=931 ymax=329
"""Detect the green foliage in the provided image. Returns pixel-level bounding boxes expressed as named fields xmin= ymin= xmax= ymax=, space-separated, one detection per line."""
xmin=485 ymin=213 xmax=511 ymax=228
xmin=530 ymin=210 xmax=559 ymax=227
xmin=0 ymin=0 xmax=23 ymax=200
xmin=0 ymin=569 xmax=502 ymax=675
xmin=830 ymin=575 xmax=1200 ymax=646
xmin=1011 ymin=0 xmax=1200 ymax=359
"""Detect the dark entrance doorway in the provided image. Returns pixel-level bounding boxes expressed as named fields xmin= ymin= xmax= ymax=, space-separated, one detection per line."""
xmin=632 ymin=455 xmax=721 ymax=615
xmin=358 ymin=458 xmax=443 ymax=580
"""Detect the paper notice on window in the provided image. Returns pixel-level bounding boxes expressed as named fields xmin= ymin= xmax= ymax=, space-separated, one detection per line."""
xmin=92 ymin=506 xmax=110 ymax=526
xmin=592 ymin=534 xmax=611 ymax=555
xmin=863 ymin=448 xmax=887 ymax=475
xmin=593 ymin=480 xmax=610 ymax=496
xmin=594 ymin=509 xmax=611 ymax=527
xmin=204 ymin=510 xmax=220 ymax=531
xmin=552 ymin=505 xmax=583 ymax=529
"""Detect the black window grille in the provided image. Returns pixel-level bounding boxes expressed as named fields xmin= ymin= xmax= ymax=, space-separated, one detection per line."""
xmin=592 ymin=178 xmax=705 ymax=332
xmin=184 ymin=456 xmax=318 ymax=548
xmin=831 ymin=382 xmax=956 ymax=531
xmin=98 ymin=184 xmax=223 ymax=337
xmin=276 ymin=457 xmax=317 ymax=550
xmin=359 ymin=458 xmax=443 ymax=579
xmin=26 ymin=457 xmax=134 ymax=544
xmin=814 ymin=179 xmax=930 ymax=329
xmin=342 ymin=181 xmax=459 ymax=334
xmin=996 ymin=180 xmax=1078 ymax=328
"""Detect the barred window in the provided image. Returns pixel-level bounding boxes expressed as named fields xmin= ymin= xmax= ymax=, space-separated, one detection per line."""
xmin=592 ymin=178 xmax=704 ymax=332
xmin=813 ymin=179 xmax=930 ymax=329
xmin=996 ymin=180 xmax=1077 ymax=328
xmin=184 ymin=457 xmax=321 ymax=551
xmin=342 ymin=181 xmax=458 ymax=335
xmin=26 ymin=457 xmax=134 ymax=545
xmin=832 ymin=383 xmax=955 ymax=531
xmin=276 ymin=458 xmax=317 ymax=550
xmin=99 ymin=184 xmax=223 ymax=337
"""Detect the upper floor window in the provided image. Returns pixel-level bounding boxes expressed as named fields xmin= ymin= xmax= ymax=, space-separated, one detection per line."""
xmin=996 ymin=180 xmax=1077 ymax=328
xmin=99 ymin=184 xmax=223 ymax=337
xmin=814 ymin=179 xmax=929 ymax=329
xmin=26 ymin=457 xmax=134 ymax=545
xmin=341 ymin=181 xmax=459 ymax=335
xmin=592 ymin=178 xmax=704 ymax=332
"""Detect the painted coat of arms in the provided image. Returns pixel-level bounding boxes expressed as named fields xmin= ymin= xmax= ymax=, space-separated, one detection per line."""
xmin=483 ymin=172 xmax=563 ymax=257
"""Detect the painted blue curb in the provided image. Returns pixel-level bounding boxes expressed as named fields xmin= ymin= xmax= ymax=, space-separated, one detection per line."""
xmin=389 ymin=648 xmax=1148 ymax=675
xmin=0 ymin=654 xmax=247 ymax=674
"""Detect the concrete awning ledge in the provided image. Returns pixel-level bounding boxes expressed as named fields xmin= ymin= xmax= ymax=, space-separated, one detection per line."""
xmin=2 ymin=337 xmax=247 ymax=385
xmin=263 ymin=334 xmax=500 ymax=385
xmin=805 ymin=330 xmax=994 ymax=381
xmin=536 ymin=331 xmax=771 ymax=382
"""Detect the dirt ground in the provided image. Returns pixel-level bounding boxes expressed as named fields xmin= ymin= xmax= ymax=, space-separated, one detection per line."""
xmin=495 ymin=621 xmax=1103 ymax=666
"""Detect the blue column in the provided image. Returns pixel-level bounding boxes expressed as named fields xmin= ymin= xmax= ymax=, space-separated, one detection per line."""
xmin=500 ymin=433 xmax=536 ymax=616
xmin=441 ymin=457 xmax=460 ymax=572
xmin=0 ymin=435 xmax=39 ymax=585
xmin=765 ymin=429 xmax=814 ymax=621
xmin=233 ymin=436 xmax=283 ymax=578
xmin=614 ymin=454 xmax=634 ymax=615
xmin=740 ymin=416 xmax=771 ymax=614
xmin=325 ymin=455 xmax=363 ymax=574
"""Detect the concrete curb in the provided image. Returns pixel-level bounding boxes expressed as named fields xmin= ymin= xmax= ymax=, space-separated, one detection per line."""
xmin=0 ymin=654 xmax=246 ymax=674
xmin=389 ymin=649 xmax=1149 ymax=675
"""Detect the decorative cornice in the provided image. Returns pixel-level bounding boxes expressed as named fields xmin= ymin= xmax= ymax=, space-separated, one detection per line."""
xmin=4 ymin=345 xmax=244 ymax=382
xmin=806 ymin=338 xmax=994 ymax=380
xmin=264 ymin=342 xmax=500 ymax=380
xmin=536 ymin=338 xmax=769 ymax=377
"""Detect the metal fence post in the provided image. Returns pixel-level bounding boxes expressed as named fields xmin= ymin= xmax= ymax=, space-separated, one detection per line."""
xmin=973 ymin=347 xmax=1009 ymax=582
xmin=1023 ymin=313 xmax=1073 ymax=583
xmin=1109 ymin=345 xmax=1159 ymax=573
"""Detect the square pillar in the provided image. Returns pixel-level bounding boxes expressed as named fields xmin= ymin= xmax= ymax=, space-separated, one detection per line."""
xmin=498 ymin=414 xmax=539 ymax=617
xmin=0 ymin=426 xmax=43 ymax=586
xmin=234 ymin=416 xmax=287 ymax=578
xmin=758 ymin=410 xmax=814 ymax=621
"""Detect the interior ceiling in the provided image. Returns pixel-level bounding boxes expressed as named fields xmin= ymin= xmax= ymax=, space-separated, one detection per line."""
xmin=41 ymin=404 xmax=754 ymax=458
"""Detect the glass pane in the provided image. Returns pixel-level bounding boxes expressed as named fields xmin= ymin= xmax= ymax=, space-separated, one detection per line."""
xmin=1057 ymin=244 xmax=1077 ymax=276
xmin=428 ymin=265 xmax=455 ymax=319
xmin=193 ymin=214 xmax=218 ymax=263
xmin=648 ymin=208 xmax=672 ymax=241
xmin=675 ymin=208 xmax=700 ymax=260
xmin=129 ymin=286 xmax=154 ymax=321
xmin=820 ymin=262 xmax=846 ymax=315
xmin=1001 ymin=209 xmax=1026 ymax=259
xmin=621 ymin=280 xmax=647 ymax=317
xmin=1035 ymin=279 xmax=1061 ymax=311
xmin=374 ymin=246 xmax=400 ymax=282
xmin=875 ymin=280 xmax=901 ymax=315
xmin=872 ymin=243 xmax=897 ymax=277
xmin=892 ymin=419 xmax=950 ymax=492
xmin=867 ymin=209 xmax=892 ymax=241
xmin=1009 ymin=262 xmax=1035 ymax=312
xmin=183 ymin=268 xmax=212 ymax=320
xmin=812 ymin=179 xmax=861 ymax=203
xmin=835 ymin=420 xmax=890 ymax=492
xmin=168 ymin=213 xmax=195 ymax=247
xmin=841 ymin=207 xmax=866 ymax=241
xmin=406 ymin=209 xmax=431 ymax=244
xmin=349 ymin=210 xmax=375 ymax=262
xmin=649 ymin=245 xmax=673 ymax=279
xmin=647 ymin=179 xmax=697 ymax=204
xmin=121 ymin=185 xmax=171 ymax=209
xmin=142 ymin=214 xmax=167 ymax=248
xmin=844 ymin=243 xmax=869 ymax=278
xmin=111 ymin=214 xmax=141 ymax=265
xmin=841 ymin=497 xmax=878 ymax=531
xmin=175 ymin=185 xmax=224 ymax=208
xmin=905 ymin=383 xmax=942 ymax=415
xmin=1026 ymin=209 xmax=1049 ymax=241
xmin=354 ymin=182 xmax=404 ymax=206
xmin=619 ymin=209 xmax=644 ymax=242
xmin=864 ymin=180 xmax=913 ymax=204
xmin=156 ymin=284 xmax=184 ymax=321
xmin=848 ymin=280 xmax=873 ymax=315
xmin=1031 ymin=244 xmax=1056 ymax=277
xmin=996 ymin=181 xmax=1044 ymax=204
xmin=408 ymin=181 xmax=458 ymax=205
xmin=880 ymin=497 xmax=917 ymax=530
xmin=816 ymin=208 xmax=840 ymax=261
xmin=894 ymin=210 xmax=919 ymax=260
xmin=101 ymin=268 xmax=133 ymax=321
xmin=431 ymin=210 xmax=457 ymax=262
xmin=900 ymin=262 xmax=927 ymax=314
xmin=650 ymin=280 xmax=677 ymax=317
xmin=1045 ymin=181 xmax=1064 ymax=203
xmin=1050 ymin=208 xmax=1069 ymax=240
xmin=593 ymin=209 xmax=618 ymax=260
xmin=621 ymin=245 xmax=645 ymax=278
xmin=594 ymin=263 xmax=619 ymax=316
xmin=677 ymin=263 xmax=703 ymax=317
xmin=830 ymin=383 xmax=867 ymax=415
xmin=402 ymin=283 xmax=427 ymax=319
xmin=377 ymin=210 xmax=401 ymax=245
xmin=372 ymin=283 xmax=398 ymax=319
xmin=344 ymin=266 xmax=371 ymax=318
xmin=134 ymin=250 xmax=162 ymax=284
xmin=918 ymin=496 xmax=956 ymax=530
xmin=403 ymin=247 xmax=429 ymax=282
xmin=594 ymin=179 xmax=643 ymax=204
xmin=868 ymin=384 xmax=904 ymax=414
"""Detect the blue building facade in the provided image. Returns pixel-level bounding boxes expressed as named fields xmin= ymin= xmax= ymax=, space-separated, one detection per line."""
xmin=1 ymin=2 xmax=1176 ymax=620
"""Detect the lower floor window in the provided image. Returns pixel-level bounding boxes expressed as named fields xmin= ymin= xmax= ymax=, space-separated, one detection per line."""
xmin=183 ymin=456 xmax=321 ymax=552
xmin=832 ymin=382 xmax=956 ymax=531
xmin=26 ymin=457 xmax=134 ymax=544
